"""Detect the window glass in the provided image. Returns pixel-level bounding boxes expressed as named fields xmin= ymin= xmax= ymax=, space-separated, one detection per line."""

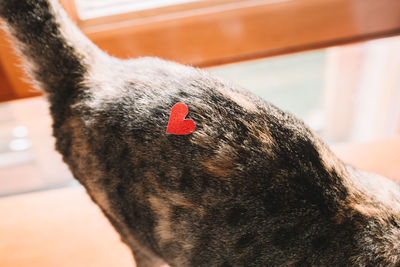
xmin=208 ymin=36 xmax=400 ymax=144
xmin=74 ymin=0 xmax=199 ymax=19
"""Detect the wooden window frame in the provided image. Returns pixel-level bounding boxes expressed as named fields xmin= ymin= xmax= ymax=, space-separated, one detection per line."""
xmin=1 ymin=0 xmax=400 ymax=101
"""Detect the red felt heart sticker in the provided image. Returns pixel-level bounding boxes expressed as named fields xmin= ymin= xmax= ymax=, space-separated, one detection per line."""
xmin=166 ymin=103 xmax=196 ymax=135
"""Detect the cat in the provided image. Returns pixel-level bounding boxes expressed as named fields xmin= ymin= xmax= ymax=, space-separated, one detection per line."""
xmin=1 ymin=0 xmax=400 ymax=266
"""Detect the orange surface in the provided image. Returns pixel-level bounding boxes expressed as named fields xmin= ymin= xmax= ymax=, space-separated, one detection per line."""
xmin=332 ymin=136 xmax=400 ymax=184
xmin=0 ymin=187 xmax=135 ymax=267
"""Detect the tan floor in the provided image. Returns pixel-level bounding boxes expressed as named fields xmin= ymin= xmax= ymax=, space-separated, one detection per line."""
xmin=0 ymin=187 xmax=134 ymax=267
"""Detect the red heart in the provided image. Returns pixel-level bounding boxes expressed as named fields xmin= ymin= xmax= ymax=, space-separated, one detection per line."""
xmin=166 ymin=103 xmax=196 ymax=135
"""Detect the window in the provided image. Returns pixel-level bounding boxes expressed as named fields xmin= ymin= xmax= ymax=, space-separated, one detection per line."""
xmin=74 ymin=0 xmax=199 ymax=19
xmin=208 ymin=36 xmax=400 ymax=144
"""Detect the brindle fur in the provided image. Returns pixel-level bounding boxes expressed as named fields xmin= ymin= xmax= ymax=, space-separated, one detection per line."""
xmin=1 ymin=1 xmax=399 ymax=266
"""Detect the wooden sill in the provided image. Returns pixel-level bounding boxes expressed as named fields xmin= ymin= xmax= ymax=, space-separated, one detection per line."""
xmin=2 ymin=0 xmax=400 ymax=100
xmin=77 ymin=0 xmax=400 ymax=66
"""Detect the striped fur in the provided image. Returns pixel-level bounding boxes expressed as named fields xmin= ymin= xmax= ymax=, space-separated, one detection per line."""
xmin=1 ymin=1 xmax=399 ymax=266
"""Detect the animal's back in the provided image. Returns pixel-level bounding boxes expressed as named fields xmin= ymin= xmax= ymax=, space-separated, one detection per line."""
xmin=1 ymin=1 xmax=400 ymax=266
xmin=60 ymin=58 xmax=359 ymax=266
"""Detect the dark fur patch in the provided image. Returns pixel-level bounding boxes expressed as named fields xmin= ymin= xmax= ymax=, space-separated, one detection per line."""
xmin=1 ymin=1 xmax=400 ymax=266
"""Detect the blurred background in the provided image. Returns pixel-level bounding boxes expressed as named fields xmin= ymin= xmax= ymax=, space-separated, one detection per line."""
xmin=0 ymin=0 xmax=399 ymax=196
